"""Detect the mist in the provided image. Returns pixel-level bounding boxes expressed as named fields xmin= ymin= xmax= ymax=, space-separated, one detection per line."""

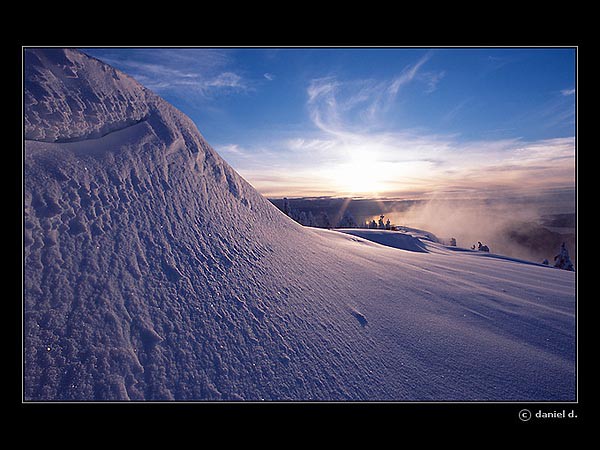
xmin=393 ymin=192 xmax=576 ymax=265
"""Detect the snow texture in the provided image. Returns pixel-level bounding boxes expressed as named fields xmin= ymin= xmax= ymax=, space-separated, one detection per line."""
xmin=24 ymin=49 xmax=576 ymax=401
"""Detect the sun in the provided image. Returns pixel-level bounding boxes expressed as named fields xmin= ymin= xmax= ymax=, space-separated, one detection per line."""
xmin=330 ymin=156 xmax=385 ymax=195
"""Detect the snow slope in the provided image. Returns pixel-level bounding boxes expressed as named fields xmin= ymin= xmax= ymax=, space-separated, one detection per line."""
xmin=23 ymin=49 xmax=576 ymax=401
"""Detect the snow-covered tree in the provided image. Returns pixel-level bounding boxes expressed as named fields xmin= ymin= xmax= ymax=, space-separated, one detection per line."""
xmin=477 ymin=241 xmax=490 ymax=252
xmin=449 ymin=237 xmax=457 ymax=247
xmin=369 ymin=219 xmax=377 ymax=229
xmin=320 ymin=212 xmax=331 ymax=229
xmin=553 ymin=242 xmax=574 ymax=271
xmin=297 ymin=210 xmax=307 ymax=225
xmin=385 ymin=219 xmax=391 ymax=230
xmin=338 ymin=211 xmax=358 ymax=228
xmin=378 ymin=215 xmax=385 ymax=229
xmin=282 ymin=197 xmax=291 ymax=216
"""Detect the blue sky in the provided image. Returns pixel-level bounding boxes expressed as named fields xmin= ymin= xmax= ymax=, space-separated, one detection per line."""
xmin=82 ymin=47 xmax=576 ymax=199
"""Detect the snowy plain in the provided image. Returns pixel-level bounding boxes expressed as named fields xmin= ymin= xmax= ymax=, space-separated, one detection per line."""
xmin=23 ymin=48 xmax=576 ymax=401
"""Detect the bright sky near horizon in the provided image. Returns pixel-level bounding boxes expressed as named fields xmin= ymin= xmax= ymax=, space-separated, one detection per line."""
xmin=82 ymin=47 xmax=576 ymax=200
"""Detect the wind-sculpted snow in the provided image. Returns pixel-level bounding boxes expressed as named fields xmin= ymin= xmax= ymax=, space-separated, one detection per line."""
xmin=24 ymin=49 xmax=576 ymax=401
xmin=25 ymin=49 xmax=155 ymax=143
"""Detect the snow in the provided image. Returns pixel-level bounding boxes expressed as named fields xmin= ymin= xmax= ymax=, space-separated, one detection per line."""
xmin=335 ymin=228 xmax=432 ymax=253
xmin=24 ymin=49 xmax=576 ymax=401
xmin=25 ymin=49 xmax=154 ymax=143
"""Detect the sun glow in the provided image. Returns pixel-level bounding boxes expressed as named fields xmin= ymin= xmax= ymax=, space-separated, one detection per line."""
xmin=326 ymin=147 xmax=432 ymax=196
xmin=328 ymin=151 xmax=387 ymax=195
xmin=330 ymin=157 xmax=385 ymax=195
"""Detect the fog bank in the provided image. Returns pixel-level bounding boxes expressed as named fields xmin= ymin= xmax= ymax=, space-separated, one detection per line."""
xmin=395 ymin=194 xmax=575 ymax=265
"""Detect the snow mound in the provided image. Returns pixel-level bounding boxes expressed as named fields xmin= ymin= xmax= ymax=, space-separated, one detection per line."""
xmin=336 ymin=229 xmax=432 ymax=253
xmin=24 ymin=49 xmax=576 ymax=402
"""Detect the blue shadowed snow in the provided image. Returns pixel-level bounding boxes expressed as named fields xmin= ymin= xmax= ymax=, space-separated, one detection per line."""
xmin=336 ymin=229 xmax=431 ymax=253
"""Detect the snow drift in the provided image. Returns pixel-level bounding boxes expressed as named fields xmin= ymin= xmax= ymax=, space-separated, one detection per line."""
xmin=23 ymin=49 xmax=576 ymax=401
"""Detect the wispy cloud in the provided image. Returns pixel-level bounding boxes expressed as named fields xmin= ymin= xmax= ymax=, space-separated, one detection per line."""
xmin=388 ymin=52 xmax=445 ymax=94
xmin=84 ymin=49 xmax=249 ymax=98
xmin=218 ymin=143 xmax=247 ymax=157
xmin=306 ymin=53 xmax=447 ymax=135
xmin=205 ymin=72 xmax=245 ymax=89
xmin=483 ymin=54 xmax=516 ymax=74
xmin=388 ymin=52 xmax=432 ymax=96
xmin=263 ymin=73 xmax=275 ymax=81
xmin=307 ymin=76 xmax=338 ymax=103
xmin=421 ymin=70 xmax=446 ymax=93
xmin=442 ymin=98 xmax=471 ymax=123
xmin=499 ymin=85 xmax=575 ymax=136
